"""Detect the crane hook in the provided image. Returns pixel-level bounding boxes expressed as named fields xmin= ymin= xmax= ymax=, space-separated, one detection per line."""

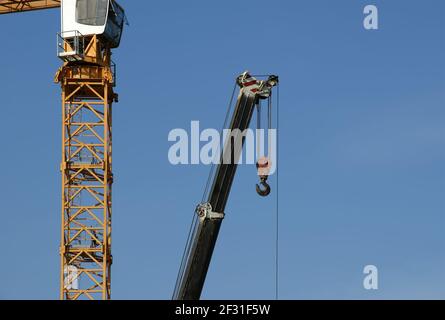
xmin=256 ymin=179 xmax=271 ymax=197
xmin=256 ymin=157 xmax=271 ymax=197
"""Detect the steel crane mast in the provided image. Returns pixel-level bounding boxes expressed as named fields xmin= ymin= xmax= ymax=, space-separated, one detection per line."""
xmin=1 ymin=0 xmax=125 ymax=300
xmin=174 ymin=72 xmax=279 ymax=300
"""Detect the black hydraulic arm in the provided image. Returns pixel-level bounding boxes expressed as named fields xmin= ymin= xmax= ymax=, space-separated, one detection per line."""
xmin=173 ymin=72 xmax=278 ymax=300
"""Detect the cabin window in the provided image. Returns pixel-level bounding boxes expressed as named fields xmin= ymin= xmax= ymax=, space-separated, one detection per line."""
xmin=76 ymin=0 xmax=108 ymax=26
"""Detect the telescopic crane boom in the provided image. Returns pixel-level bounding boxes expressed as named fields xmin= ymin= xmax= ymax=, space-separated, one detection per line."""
xmin=174 ymin=72 xmax=278 ymax=300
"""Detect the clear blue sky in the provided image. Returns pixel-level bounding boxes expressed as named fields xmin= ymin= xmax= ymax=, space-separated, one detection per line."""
xmin=0 ymin=0 xmax=444 ymax=299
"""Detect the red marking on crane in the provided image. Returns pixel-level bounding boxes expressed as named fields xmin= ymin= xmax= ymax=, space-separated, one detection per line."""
xmin=243 ymin=80 xmax=257 ymax=87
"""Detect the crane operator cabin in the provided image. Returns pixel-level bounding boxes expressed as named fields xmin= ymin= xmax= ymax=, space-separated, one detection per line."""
xmin=61 ymin=0 xmax=125 ymax=48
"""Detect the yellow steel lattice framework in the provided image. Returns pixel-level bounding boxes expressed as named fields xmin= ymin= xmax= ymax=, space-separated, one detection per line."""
xmin=0 ymin=0 xmax=60 ymax=14
xmin=56 ymin=38 xmax=116 ymax=299
xmin=1 ymin=1 xmax=121 ymax=300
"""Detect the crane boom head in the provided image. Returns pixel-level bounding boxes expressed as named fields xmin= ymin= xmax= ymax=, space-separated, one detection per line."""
xmin=237 ymin=71 xmax=279 ymax=99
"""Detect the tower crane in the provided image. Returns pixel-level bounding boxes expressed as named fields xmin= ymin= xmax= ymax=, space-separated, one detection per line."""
xmin=1 ymin=0 xmax=126 ymax=300
xmin=173 ymin=72 xmax=279 ymax=300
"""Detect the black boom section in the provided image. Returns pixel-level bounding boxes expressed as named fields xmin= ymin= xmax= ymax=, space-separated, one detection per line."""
xmin=175 ymin=93 xmax=257 ymax=300
xmin=209 ymin=93 xmax=257 ymax=213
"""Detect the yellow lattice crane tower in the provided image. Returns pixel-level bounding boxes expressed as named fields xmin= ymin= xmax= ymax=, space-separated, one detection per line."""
xmin=1 ymin=0 xmax=126 ymax=300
